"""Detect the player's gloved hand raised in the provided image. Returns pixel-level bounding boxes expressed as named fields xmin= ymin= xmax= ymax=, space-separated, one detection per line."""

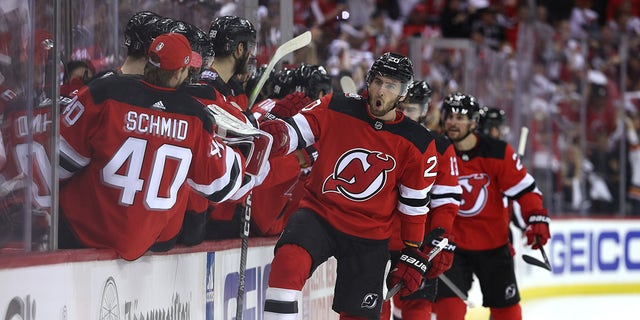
xmin=260 ymin=119 xmax=290 ymax=158
xmin=387 ymin=247 xmax=430 ymax=297
xmin=525 ymin=209 xmax=550 ymax=249
xmin=270 ymin=92 xmax=311 ymax=118
xmin=422 ymin=227 xmax=456 ymax=279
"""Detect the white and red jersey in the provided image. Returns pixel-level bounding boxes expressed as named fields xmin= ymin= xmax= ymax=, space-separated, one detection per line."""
xmin=282 ymin=93 xmax=439 ymax=243
xmin=59 ymin=75 xmax=245 ymax=260
xmin=453 ymin=133 xmax=544 ymax=250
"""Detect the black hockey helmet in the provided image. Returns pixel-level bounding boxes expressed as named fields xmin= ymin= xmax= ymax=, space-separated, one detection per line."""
xmin=124 ymin=11 xmax=163 ymax=56
xmin=295 ymin=64 xmax=332 ymax=99
xmin=162 ymin=20 xmax=210 ymax=58
xmin=404 ymin=80 xmax=433 ymax=107
xmin=208 ymin=16 xmax=257 ymax=57
xmin=271 ymin=67 xmax=297 ymax=99
xmin=479 ymin=106 xmax=505 ymax=125
xmin=441 ymin=92 xmax=481 ymax=123
xmin=366 ymin=52 xmax=414 ymax=93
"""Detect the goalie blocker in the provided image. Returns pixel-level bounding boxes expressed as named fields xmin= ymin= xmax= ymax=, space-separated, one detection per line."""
xmin=205 ymin=104 xmax=272 ymax=182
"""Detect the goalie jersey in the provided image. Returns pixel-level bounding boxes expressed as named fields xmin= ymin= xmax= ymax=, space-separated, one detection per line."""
xmin=59 ymin=75 xmax=245 ymax=260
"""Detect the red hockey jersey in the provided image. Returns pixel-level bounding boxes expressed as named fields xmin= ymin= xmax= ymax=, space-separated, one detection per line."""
xmin=453 ymin=133 xmax=544 ymax=250
xmin=59 ymin=75 xmax=245 ymax=260
xmin=284 ymin=93 xmax=439 ymax=243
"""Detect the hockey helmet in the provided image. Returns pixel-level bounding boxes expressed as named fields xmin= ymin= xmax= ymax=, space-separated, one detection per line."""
xmin=124 ymin=11 xmax=163 ymax=56
xmin=295 ymin=64 xmax=332 ymax=99
xmin=441 ymin=92 xmax=481 ymax=123
xmin=366 ymin=52 xmax=414 ymax=92
xmin=208 ymin=16 xmax=257 ymax=57
xmin=404 ymin=80 xmax=433 ymax=108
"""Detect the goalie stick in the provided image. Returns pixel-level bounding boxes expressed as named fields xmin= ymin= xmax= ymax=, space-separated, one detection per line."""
xmin=515 ymin=126 xmax=552 ymax=272
xmin=385 ymin=238 xmax=449 ymax=301
xmin=247 ymin=31 xmax=312 ymax=110
xmin=237 ymin=31 xmax=312 ymax=320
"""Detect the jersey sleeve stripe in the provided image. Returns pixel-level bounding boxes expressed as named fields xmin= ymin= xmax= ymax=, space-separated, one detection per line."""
xmin=503 ymin=173 xmax=536 ymax=199
xmin=188 ymin=147 xmax=243 ymax=203
xmin=291 ymin=114 xmax=315 ymax=147
xmin=397 ymin=183 xmax=432 ymax=215
xmin=59 ymin=137 xmax=90 ymax=170
xmin=430 ymin=184 xmax=462 ymax=197
xmin=430 ymin=197 xmax=460 ymax=208
xmin=397 ymin=201 xmax=430 ymax=216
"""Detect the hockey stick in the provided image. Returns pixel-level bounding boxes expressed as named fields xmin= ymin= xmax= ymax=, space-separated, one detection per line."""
xmin=247 ymin=31 xmax=312 ymax=109
xmin=515 ymin=126 xmax=552 ymax=272
xmin=522 ymin=236 xmax=552 ymax=271
xmin=385 ymin=238 xmax=449 ymax=301
xmin=517 ymin=126 xmax=529 ymax=157
xmin=438 ymin=273 xmax=476 ymax=308
xmin=237 ymin=31 xmax=312 ymax=320
xmin=340 ymin=75 xmax=357 ymax=94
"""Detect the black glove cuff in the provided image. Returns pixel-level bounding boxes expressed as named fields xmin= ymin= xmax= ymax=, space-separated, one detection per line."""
xmin=527 ymin=214 xmax=550 ymax=225
xmin=400 ymin=247 xmax=430 ymax=275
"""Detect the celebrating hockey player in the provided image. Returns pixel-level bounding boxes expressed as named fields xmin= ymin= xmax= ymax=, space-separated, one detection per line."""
xmin=259 ymin=52 xmax=440 ymax=319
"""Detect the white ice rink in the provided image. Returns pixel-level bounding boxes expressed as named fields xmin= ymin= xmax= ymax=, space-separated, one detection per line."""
xmin=464 ymin=294 xmax=640 ymax=320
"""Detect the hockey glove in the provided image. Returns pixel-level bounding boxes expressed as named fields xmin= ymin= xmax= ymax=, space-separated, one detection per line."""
xmin=525 ymin=209 xmax=550 ymax=249
xmin=271 ymin=92 xmax=311 ymax=118
xmin=387 ymin=247 xmax=430 ymax=297
xmin=260 ymin=119 xmax=290 ymax=158
xmin=295 ymin=145 xmax=318 ymax=168
xmin=422 ymin=228 xmax=456 ymax=279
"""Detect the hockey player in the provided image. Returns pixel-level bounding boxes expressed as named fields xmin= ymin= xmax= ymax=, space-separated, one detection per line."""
xmin=478 ymin=106 xmax=507 ymax=139
xmin=197 ymin=15 xmax=260 ymax=239
xmin=433 ymin=92 xmax=550 ymax=320
xmin=382 ymin=80 xmax=461 ymax=320
xmin=259 ymin=52 xmax=440 ymax=319
xmin=200 ymin=15 xmax=257 ymax=117
xmin=57 ymin=33 xmax=251 ymax=260
xmin=245 ymin=64 xmax=332 ymax=236
xmin=119 ymin=11 xmax=163 ymax=75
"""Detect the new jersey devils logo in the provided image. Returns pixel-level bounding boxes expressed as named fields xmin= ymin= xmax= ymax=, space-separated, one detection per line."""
xmin=458 ymin=173 xmax=490 ymax=216
xmin=323 ymin=148 xmax=396 ymax=201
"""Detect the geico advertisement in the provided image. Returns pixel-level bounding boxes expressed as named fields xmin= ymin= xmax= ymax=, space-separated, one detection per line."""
xmin=208 ymin=247 xmax=338 ymax=320
xmin=516 ymin=219 xmax=640 ymax=288
xmin=0 ymin=253 xmax=206 ymax=320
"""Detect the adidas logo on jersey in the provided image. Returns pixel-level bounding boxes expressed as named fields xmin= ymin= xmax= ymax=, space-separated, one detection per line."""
xmin=151 ymin=101 xmax=166 ymax=110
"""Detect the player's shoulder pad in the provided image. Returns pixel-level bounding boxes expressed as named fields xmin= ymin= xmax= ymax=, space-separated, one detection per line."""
xmin=181 ymin=83 xmax=217 ymax=100
xmin=395 ymin=118 xmax=438 ymax=153
xmin=435 ymin=134 xmax=453 ymax=155
xmin=327 ymin=91 xmax=367 ymax=114
xmin=476 ymin=133 xmax=508 ymax=159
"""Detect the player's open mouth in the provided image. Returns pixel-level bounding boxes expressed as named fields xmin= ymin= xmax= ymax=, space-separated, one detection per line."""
xmin=375 ymin=100 xmax=382 ymax=107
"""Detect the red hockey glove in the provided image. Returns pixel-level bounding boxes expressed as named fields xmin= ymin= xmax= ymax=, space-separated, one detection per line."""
xmin=260 ymin=119 xmax=290 ymax=158
xmin=270 ymin=92 xmax=311 ymax=118
xmin=387 ymin=247 xmax=430 ymax=297
xmin=422 ymin=228 xmax=456 ymax=279
xmin=525 ymin=210 xmax=550 ymax=249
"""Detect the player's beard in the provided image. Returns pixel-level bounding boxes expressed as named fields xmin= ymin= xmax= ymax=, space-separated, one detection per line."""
xmin=234 ymin=51 xmax=250 ymax=76
xmin=368 ymin=95 xmax=401 ymax=119
xmin=445 ymin=123 xmax=473 ymax=142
